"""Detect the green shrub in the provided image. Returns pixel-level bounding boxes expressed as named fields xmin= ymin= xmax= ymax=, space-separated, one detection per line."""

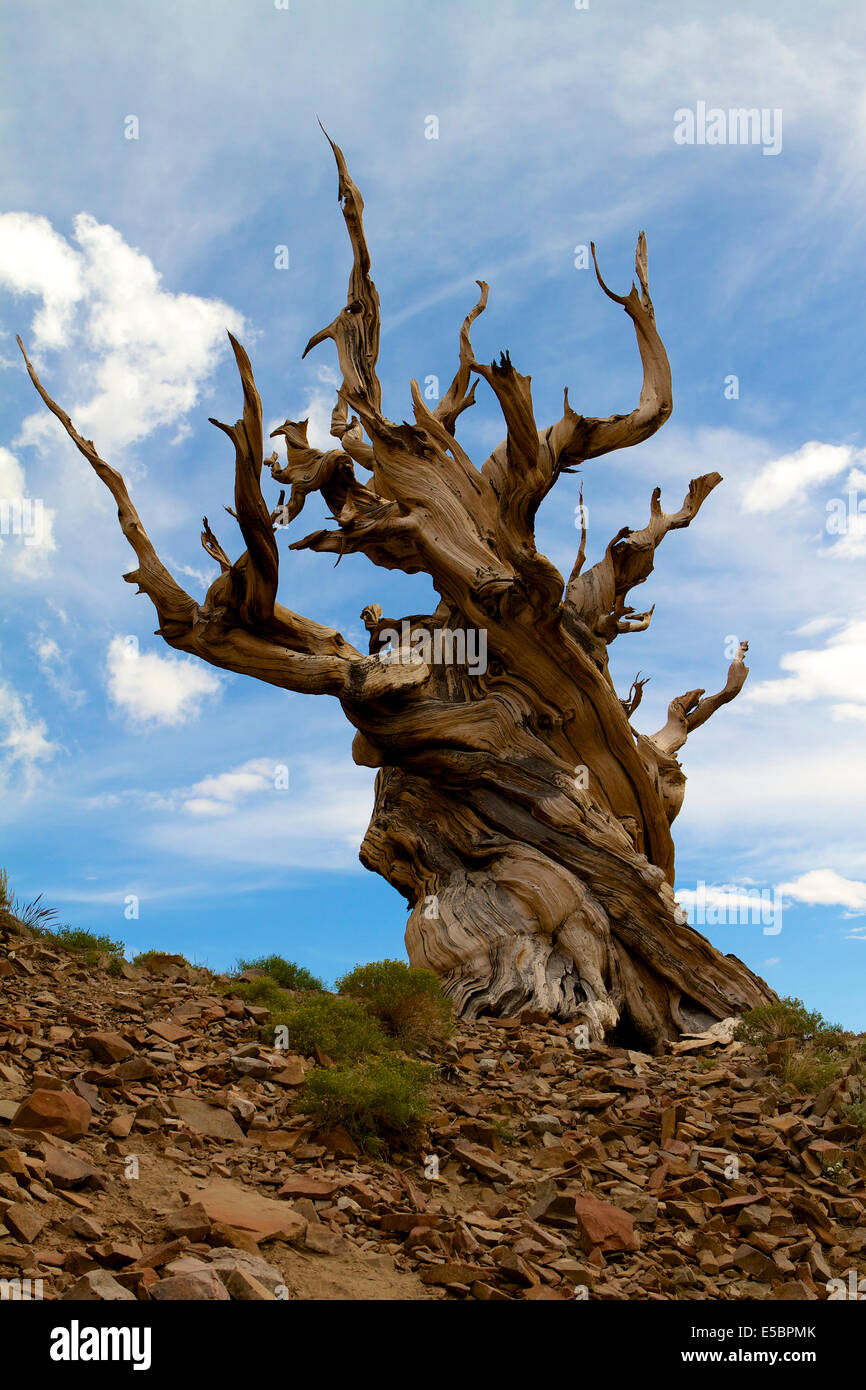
xmin=132 ymin=950 xmax=189 ymax=968
xmin=302 ymin=1054 xmax=432 ymax=1152
xmin=223 ymin=976 xmax=287 ymax=1009
xmin=336 ymin=958 xmax=452 ymax=1051
xmin=845 ymin=1100 xmax=866 ymax=1132
xmin=780 ymin=1048 xmax=843 ymax=1095
xmin=268 ymin=993 xmax=388 ymax=1061
xmin=44 ymin=926 xmax=125 ymax=964
xmin=736 ymin=997 xmax=848 ymax=1049
xmin=236 ymin=954 xmax=323 ymax=992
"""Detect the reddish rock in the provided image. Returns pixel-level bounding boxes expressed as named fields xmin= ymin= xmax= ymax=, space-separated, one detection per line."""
xmin=196 ymin=1178 xmax=307 ymax=1241
xmin=164 ymin=1203 xmax=211 ymax=1243
xmin=320 ymin=1125 xmax=361 ymax=1157
xmin=12 ymin=1088 xmax=91 ymax=1139
xmin=277 ymin=1175 xmax=344 ymax=1199
xmin=4 ymin=1202 xmax=46 ymax=1243
xmin=207 ymin=1223 xmax=261 ymax=1255
xmin=451 ymin=1139 xmax=509 ymax=1180
xmin=41 ymin=1144 xmax=102 ymax=1190
xmin=148 ymin=1020 xmax=194 ymax=1044
xmin=573 ymin=1195 xmax=637 ymax=1253
xmin=221 ymin=1267 xmax=275 ymax=1299
xmin=80 ymin=1031 xmax=134 ymax=1063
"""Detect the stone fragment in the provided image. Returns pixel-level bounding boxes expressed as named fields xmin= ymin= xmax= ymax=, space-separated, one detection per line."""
xmin=11 ymin=1089 xmax=91 ymax=1139
xmin=148 ymin=1020 xmax=194 ymax=1044
xmin=41 ymin=1145 xmax=101 ymax=1190
xmin=451 ymin=1139 xmax=509 ymax=1180
xmin=80 ymin=1031 xmax=134 ymax=1063
xmin=170 ymin=1097 xmax=244 ymax=1141
xmin=151 ymin=1268 xmax=231 ymax=1300
xmin=573 ymin=1195 xmax=637 ymax=1253
xmin=4 ymin=1202 xmax=46 ymax=1243
xmin=277 ymin=1175 xmax=344 ymax=1199
xmin=222 ymin=1267 xmax=276 ymax=1300
xmin=196 ymin=1178 xmax=307 ymax=1241
xmin=61 ymin=1270 xmax=136 ymax=1300
xmin=207 ymin=1247 xmax=286 ymax=1295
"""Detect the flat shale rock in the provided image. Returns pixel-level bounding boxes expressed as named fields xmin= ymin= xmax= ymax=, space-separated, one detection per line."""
xmin=4 ymin=1201 xmax=46 ymax=1243
xmin=194 ymin=1179 xmax=307 ymax=1242
xmin=61 ymin=1270 xmax=136 ymax=1301
xmin=170 ymin=1097 xmax=244 ymax=1141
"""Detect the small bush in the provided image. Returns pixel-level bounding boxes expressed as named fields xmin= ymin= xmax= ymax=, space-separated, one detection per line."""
xmin=336 ymin=958 xmax=452 ymax=1051
xmin=736 ymin=997 xmax=848 ymax=1049
xmin=780 ymin=1048 xmax=843 ymax=1095
xmin=236 ymin=954 xmax=323 ymax=992
xmin=268 ymin=993 xmax=388 ymax=1061
xmin=44 ymin=926 xmax=125 ymax=964
xmin=224 ymin=976 xmax=287 ymax=1009
xmin=302 ymin=1054 xmax=432 ymax=1151
xmin=845 ymin=1100 xmax=866 ymax=1132
xmin=132 ymin=950 xmax=189 ymax=968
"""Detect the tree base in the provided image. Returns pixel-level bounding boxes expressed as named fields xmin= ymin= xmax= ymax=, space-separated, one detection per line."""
xmin=362 ymin=768 xmax=776 ymax=1048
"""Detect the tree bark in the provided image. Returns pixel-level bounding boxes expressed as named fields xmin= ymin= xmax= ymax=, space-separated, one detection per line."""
xmin=18 ymin=131 xmax=775 ymax=1047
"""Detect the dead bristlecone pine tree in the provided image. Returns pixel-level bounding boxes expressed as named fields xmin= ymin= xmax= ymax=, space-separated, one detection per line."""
xmin=19 ymin=132 xmax=775 ymax=1047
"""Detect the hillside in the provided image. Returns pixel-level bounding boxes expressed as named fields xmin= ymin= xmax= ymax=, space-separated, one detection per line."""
xmin=1 ymin=910 xmax=865 ymax=1303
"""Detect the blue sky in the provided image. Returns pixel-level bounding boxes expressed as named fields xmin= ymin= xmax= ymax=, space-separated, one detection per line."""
xmin=1 ymin=0 xmax=864 ymax=1025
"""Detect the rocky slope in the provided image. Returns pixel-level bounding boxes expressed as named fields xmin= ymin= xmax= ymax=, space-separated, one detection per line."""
xmin=1 ymin=917 xmax=865 ymax=1302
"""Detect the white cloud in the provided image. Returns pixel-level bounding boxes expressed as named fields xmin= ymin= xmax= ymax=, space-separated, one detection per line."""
xmin=105 ymin=635 xmax=221 ymax=726
xmin=741 ymin=441 xmax=861 ymax=514
xmin=0 ymin=212 xmax=84 ymax=348
xmin=144 ymin=754 xmax=371 ymax=869
xmin=778 ymin=868 xmax=866 ymax=915
xmin=181 ymin=757 xmax=278 ymax=816
xmin=1 ymin=212 xmax=245 ymax=458
xmin=0 ymin=678 xmax=59 ymax=785
xmin=792 ymin=615 xmax=844 ymax=637
xmin=747 ymin=617 xmax=866 ymax=718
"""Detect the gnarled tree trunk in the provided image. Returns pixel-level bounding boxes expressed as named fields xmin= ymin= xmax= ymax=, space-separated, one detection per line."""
xmin=19 ymin=131 xmax=774 ymax=1046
